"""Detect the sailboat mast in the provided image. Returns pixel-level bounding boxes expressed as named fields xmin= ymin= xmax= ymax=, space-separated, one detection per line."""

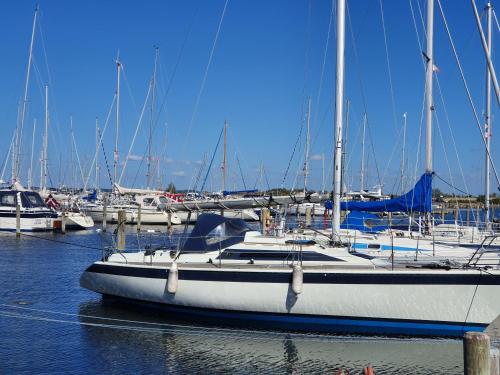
xmin=28 ymin=119 xmax=36 ymax=190
xmin=303 ymin=98 xmax=311 ymax=194
xmin=222 ymin=121 xmax=227 ymax=192
xmin=147 ymin=47 xmax=159 ymax=190
xmin=360 ymin=112 xmax=367 ymax=192
xmin=485 ymin=2 xmax=492 ymax=230
xmin=401 ymin=112 xmax=407 ymax=194
xmin=332 ymin=0 xmax=346 ymax=238
xmin=13 ymin=6 xmax=38 ymax=184
xmin=113 ymin=58 xmax=121 ymax=191
xmin=42 ymin=85 xmax=49 ymax=192
xmin=95 ymin=117 xmax=100 ymax=191
xmin=425 ymin=0 xmax=434 ymax=174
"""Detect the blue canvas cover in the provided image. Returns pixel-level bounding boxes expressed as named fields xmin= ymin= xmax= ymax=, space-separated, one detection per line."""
xmin=325 ymin=173 xmax=432 ymax=213
xmin=181 ymin=213 xmax=251 ymax=252
xmin=340 ymin=211 xmax=388 ymax=233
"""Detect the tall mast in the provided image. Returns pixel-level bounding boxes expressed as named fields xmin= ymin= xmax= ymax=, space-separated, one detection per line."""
xmin=222 ymin=121 xmax=227 ymax=192
xmin=321 ymin=153 xmax=325 ymax=194
xmin=485 ymin=2 xmax=492 ymax=230
xmin=425 ymin=0 xmax=434 ymax=174
xmin=147 ymin=47 xmax=159 ymax=189
xmin=13 ymin=6 xmax=38 ymax=184
xmin=401 ymin=112 xmax=407 ymax=194
xmin=113 ymin=57 xmax=121 ymax=191
xmin=332 ymin=0 xmax=346 ymax=238
xmin=42 ymin=85 xmax=49 ymax=192
xmin=95 ymin=117 xmax=100 ymax=191
xmin=303 ymin=98 xmax=311 ymax=194
xmin=360 ymin=112 xmax=367 ymax=192
xmin=28 ymin=119 xmax=36 ymax=190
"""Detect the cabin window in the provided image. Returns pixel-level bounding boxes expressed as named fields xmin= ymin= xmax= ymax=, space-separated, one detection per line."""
xmin=0 ymin=192 xmax=16 ymax=207
xmin=20 ymin=192 xmax=46 ymax=208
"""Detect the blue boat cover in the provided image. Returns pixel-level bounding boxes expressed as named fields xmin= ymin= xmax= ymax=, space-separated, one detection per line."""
xmin=340 ymin=211 xmax=388 ymax=233
xmin=325 ymin=173 xmax=432 ymax=213
xmin=82 ymin=190 xmax=97 ymax=201
xmin=181 ymin=213 xmax=251 ymax=252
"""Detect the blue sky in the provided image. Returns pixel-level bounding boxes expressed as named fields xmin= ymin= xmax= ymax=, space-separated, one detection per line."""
xmin=0 ymin=0 xmax=497 ymax=195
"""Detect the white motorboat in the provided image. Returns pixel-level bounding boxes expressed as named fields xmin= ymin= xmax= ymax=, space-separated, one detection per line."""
xmin=0 ymin=189 xmax=57 ymax=232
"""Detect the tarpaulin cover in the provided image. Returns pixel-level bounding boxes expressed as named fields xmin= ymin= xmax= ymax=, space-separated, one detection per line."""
xmin=181 ymin=213 xmax=251 ymax=252
xmin=340 ymin=211 xmax=388 ymax=233
xmin=325 ymin=173 xmax=432 ymax=213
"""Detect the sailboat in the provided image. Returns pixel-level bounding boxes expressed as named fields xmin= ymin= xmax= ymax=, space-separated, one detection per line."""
xmin=80 ymin=0 xmax=500 ymax=337
xmin=0 ymin=7 xmax=58 ymax=232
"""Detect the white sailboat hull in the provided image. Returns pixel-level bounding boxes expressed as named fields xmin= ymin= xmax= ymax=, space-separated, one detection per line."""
xmin=81 ymin=262 xmax=500 ymax=336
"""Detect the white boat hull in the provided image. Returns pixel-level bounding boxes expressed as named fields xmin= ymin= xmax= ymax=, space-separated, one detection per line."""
xmin=81 ymin=262 xmax=500 ymax=336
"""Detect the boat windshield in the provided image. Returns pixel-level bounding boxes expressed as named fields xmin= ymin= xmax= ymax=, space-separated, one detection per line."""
xmin=0 ymin=191 xmax=47 ymax=208
xmin=181 ymin=214 xmax=251 ymax=252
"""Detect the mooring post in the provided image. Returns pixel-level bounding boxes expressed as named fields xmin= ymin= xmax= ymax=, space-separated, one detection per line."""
xmin=137 ymin=204 xmax=142 ymax=232
xmin=305 ymin=207 xmax=312 ymax=226
xmin=167 ymin=210 xmax=172 ymax=231
xmin=102 ymin=195 xmax=107 ymax=232
xmin=491 ymin=347 xmax=499 ymax=375
xmin=16 ymin=203 xmax=21 ymax=238
xmin=466 ymin=207 xmax=470 ymax=226
xmin=61 ymin=212 xmax=66 ymax=234
xmin=117 ymin=209 xmax=126 ymax=250
xmin=261 ymin=208 xmax=269 ymax=232
xmin=464 ymin=331 xmax=491 ymax=375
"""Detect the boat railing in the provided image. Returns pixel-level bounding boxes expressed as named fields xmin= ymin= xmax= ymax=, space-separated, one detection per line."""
xmin=465 ymin=235 xmax=500 ymax=268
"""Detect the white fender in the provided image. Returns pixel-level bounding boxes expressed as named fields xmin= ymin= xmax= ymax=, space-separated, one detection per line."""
xmin=292 ymin=265 xmax=303 ymax=295
xmin=167 ymin=262 xmax=178 ymax=294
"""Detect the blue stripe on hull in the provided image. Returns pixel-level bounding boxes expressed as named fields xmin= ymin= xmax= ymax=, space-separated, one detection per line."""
xmin=104 ymin=295 xmax=486 ymax=338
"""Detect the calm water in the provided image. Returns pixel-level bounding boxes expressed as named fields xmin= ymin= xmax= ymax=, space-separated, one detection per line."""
xmin=0 ymin=224 xmax=473 ymax=374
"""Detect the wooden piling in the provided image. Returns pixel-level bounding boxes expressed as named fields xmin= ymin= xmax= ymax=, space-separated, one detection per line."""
xmin=61 ymin=213 xmax=66 ymax=234
xmin=491 ymin=347 xmax=499 ymax=375
xmin=117 ymin=210 xmax=126 ymax=250
xmin=102 ymin=195 xmax=107 ymax=232
xmin=137 ymin=204 xmax=142 ymax=232
xmin=16 ymin=203 xmax=21 ymax=238
xmin=464 ymin=331 xmax=491 ymax=375
xmin=305 ymin=207 xmax=312 ymax=226
xmin=261 ymin=208 xmax=270 ymax=232
xmin=167 ymin=210 xmax=172 ymax=231
xmin=466 ymin=208 xmax=470 ymax=226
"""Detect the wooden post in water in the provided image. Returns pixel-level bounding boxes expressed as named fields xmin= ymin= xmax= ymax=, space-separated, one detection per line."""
xmin=261 ymin=208 xmax=269 ymax=232
xmin=167 ymin=210 xmax=172 ymax=231
xmin=491 ymin=347 xmax=499 ymax=375
xmin=61 ymin=212 xmax=66 ymax=234
xmin=16 ymin=203 xmax=21 ymax=238
xmin=466 ymin=207 xmax=470 ymax=226
xmin=464 ymin=331 xmax=491 ymax=375
xmin=441 ymin=209 xmax=445 ymax=224
xmin=102 ymin=195 xmax=107 ymax=232
xmin=305 ymin=207 xmax=312 ymax=226
xmin=137 ymin=204 xmax=142 ymax=232
xmin=117 ymin=209 xmax=126 ymax=250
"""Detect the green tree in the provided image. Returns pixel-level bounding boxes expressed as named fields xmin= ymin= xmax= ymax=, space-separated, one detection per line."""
xmin=166 ymin=182 xmax=176 ymax=193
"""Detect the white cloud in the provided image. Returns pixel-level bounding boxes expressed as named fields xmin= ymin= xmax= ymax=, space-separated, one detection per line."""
xmin=127 ymin=154 xmax=143 ymax=161
xmin=310 ymin=154 xmax=323 ymax=161
xmin=171 ymin=171 xmax=186 ymax=177
xmin=164 ymin=158 xmax=174 ymax=164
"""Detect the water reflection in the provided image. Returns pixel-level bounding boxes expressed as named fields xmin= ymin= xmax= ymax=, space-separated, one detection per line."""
xmin=79 ymin=299 xmax=463 ymax=374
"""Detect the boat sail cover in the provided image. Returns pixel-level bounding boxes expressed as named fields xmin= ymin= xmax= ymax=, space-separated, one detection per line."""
xmin=326 ymin=172 xmax=432 ymax=213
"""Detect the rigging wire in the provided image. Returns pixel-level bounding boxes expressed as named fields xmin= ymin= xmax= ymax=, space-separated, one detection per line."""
xmin=182 ymin=0 xmax=230 ymax=157
xmin=437 ymin=0 xmax=500 ymax=191
xmin=378 ymin=0 xmax=399 ymax=133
